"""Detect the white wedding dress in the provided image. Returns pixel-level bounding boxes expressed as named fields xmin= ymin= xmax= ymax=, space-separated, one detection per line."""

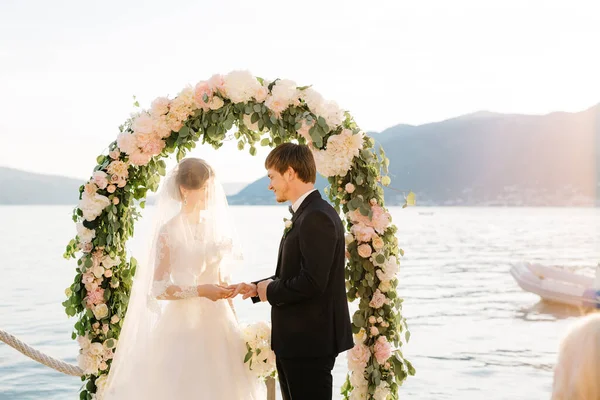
xmin=103 ymin=165 xmax=264 ymax=400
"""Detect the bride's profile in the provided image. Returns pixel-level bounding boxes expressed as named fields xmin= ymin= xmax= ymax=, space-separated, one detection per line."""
xmin=103 ymin=158 xmax=264 ymax=399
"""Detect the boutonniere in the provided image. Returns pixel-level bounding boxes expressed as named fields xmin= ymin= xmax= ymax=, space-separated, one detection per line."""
xmin=283 ymin=218 xmax=293 ymax=237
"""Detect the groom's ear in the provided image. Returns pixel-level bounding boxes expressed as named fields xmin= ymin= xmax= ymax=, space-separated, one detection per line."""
xmin=285 ymin=167 xmax=296 ymax=181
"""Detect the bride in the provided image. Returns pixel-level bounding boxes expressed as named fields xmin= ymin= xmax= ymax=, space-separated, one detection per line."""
xmin=103 ymin=158 xmax=264 ymax=399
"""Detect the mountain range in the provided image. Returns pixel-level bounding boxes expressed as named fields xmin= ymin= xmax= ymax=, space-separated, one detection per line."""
xmin=3 ymin=104 xmax=599 ymax=206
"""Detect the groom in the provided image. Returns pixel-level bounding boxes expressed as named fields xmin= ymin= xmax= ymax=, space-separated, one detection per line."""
xmin=230 ymin=143 xmax=353 ymax=400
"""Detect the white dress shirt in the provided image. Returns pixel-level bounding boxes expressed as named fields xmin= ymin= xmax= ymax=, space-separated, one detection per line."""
xmin=291 ymin=189 xmax=317 ymax=212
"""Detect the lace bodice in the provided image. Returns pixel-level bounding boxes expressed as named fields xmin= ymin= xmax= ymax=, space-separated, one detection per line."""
xmin=151 ymin=216 xmax=230 ymax=300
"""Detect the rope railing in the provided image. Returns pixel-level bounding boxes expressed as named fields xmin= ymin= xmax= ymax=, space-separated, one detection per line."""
xmin=0 ymin=329 xmax=82 ymax=376
xmin=0 ymin=328 xmax=276 ymax=399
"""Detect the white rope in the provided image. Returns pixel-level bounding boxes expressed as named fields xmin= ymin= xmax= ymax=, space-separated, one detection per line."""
xmin=1 ymin=328 xmax=275 ymax=399
xmin=0 ymin=329 xmax=83 ymax=377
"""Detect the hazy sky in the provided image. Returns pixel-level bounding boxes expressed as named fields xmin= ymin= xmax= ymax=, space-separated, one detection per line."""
xmin=1 ymin=0 xmax=599 ymax=183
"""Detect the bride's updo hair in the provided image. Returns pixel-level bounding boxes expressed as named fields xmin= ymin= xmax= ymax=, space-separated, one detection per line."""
xmin=174 ymin=158 xmax=214 ymax=199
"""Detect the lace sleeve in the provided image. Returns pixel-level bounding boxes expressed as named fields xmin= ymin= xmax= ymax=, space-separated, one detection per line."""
xmin=152 ymin=230 xmax=199 ymax=300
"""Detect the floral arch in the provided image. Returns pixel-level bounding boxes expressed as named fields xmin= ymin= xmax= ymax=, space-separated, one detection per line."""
xmin=63 ymin=71 xmax=414 ymax=400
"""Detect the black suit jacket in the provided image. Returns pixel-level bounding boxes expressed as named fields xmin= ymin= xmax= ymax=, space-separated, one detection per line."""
xmin=253 ymin=190 xmax=353 ymax=358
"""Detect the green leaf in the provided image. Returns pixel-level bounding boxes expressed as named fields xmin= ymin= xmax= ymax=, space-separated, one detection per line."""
xmin=237 ymin=140 xmax=244 ymax=151
xmin=251 ymin=113 xmax=260 ymax=124
xmin=206 ymin=125 xmax=217 ymax=139
xmin=244 ymin=351 xmax=253 ymax=363
xmin=179 ymin=126 xmax=190 ymax=138
xmin=249 ymin=146 xmax=257 ymax=156
xmin=406 ymin=359 xmax=416 ymax=376
xmin=253 ymin=104 xmax=262 ymax=113
xmin=260 ymin=138 xmax=270 ymax=147
xmin=352 ymin=313 xmax=365 ymax=328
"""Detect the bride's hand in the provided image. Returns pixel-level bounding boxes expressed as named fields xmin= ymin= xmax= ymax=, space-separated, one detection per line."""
xmin=198 ymin=284 xmax=233 ymax=302
xmin=227 ymin=282 xmax=258 ymax=299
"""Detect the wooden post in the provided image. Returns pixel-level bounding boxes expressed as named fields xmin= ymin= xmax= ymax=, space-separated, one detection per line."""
xmin=266 ymin=376 xmax=276 ymax=400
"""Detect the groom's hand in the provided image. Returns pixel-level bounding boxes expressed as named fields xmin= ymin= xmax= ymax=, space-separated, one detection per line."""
xmin=227 ymin=282 xmax=257 ymax=299
xmin=257 ymin=279 xmax=273 ymax=302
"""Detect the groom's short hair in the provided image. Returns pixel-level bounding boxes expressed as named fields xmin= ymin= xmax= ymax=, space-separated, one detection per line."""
xmin=265 ymin=143 xmax=317 ymax=184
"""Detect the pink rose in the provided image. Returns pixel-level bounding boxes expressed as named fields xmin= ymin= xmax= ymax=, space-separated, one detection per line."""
xmin=134 ymin=132 xmax=153 ymax=148
xmin=254 ymin=86 xmax=268 ymax=103
xmin=112 ymin=197 xmax=119 ymax=205
xmin=128 ymin=149 xmax=152 ymax=166
xmin=208 ymin=96 xmax=224 ymax=110
xmin=165 ymin=113 xmax=183 ymax=132
xmin=374 ymin=336 xmax=393 ymax=365
xmin=84 ymin=183 xmax=98 ymax=196
xmin=110 ymin=174 xmax=120 ymax=184
xmin=117 ymin=178 xmax=126 ymax=188
xmin=132 ymin=112 xmax=154 ymax=135
xmin=116 ymin=132 xmax=138 ymax=155
xmin=92 ymin=250 xmax=104 ymax=268
xmin=81 ymin=242 xmax=93 ymax=253
xmin=109 ymin=149 xmax=121 ymax=160
xmin=82 ymin=272 xmax=94 ymax=285
xmin=92 ymin=171 xmax=108 ymax=189
xmin=150 ymin=97 xmax=170 ymax=117
xmin=104 ymin=269 xmax=112 ymax=278
xmin=85 ymin=288 xmax=105 ymax=307
xmin=152 ymin=115 xmax=171 ymax=139
xmin=107 ymin=185 xmax=116 ymax=194
xmin=345 ymin=183 xmax=355 ymax=193
xmin=370 ymin=326 xmax=379 ymax=336
xmin=357 ymin=243 xmax=372 ymax=258
xmin=107 ymin=161 xmax=129 ymax=179
xmin=372 ymin=236 xmax=385 ymax=250
xmin=207 ymin=74 xmax=225 ymax=94
xmin=369 ymin=289 xmax=387 ymax=309
xmin=347 ymin=343 xmax=371 ymax=372
xmin=370 ymin=198 xmax=378 ymax=206
xmin=265 ymin=96 xmax=287 ymax=115
xmin=348 ymin=204 xmax=391 ymax=234
xmin=369 ymin=316 xmax=377 ymax=324
xmin=140 ymin=135 xmax=165 ymax=156
xmin=194 ymin=81 xmax=212 ymax=110
xmin=351 ymin=223 xmax=376 ymax=243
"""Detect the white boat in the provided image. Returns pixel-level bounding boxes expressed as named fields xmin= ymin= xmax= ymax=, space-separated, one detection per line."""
xmin=510 ymin=262 xmax=600 ymax=308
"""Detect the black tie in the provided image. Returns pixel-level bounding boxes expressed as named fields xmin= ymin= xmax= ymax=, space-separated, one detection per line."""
xmin=288 ymin=206 xmax=294 ymax=215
